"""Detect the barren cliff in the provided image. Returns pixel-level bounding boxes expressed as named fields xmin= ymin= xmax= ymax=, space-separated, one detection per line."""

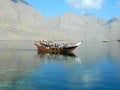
xmin=0 ymin=0 xmax=120 ymax=41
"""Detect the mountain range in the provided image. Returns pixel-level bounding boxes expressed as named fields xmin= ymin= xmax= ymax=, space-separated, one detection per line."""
xmin=0 ymin=0 xmax=120 ymax=41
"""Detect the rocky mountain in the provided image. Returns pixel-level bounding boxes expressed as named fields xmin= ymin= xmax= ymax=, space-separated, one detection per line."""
xmin=0 ymin=0 xmax=66 ymax=40
xmin=0 ymin=0 xmax=120 ymax=41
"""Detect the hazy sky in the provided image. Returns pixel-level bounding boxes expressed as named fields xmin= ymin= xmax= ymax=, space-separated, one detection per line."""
xmin=25 ymin=0 xmax=120 ymax=20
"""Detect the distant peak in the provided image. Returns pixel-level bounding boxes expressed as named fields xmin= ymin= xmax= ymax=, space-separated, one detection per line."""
xmin=107 ymin=17 xmax=120 ymax=24
xmin=11 ymin=0 xmax=31 ymax=6
xmin=63 ymin=12 xmax=75 ymax=15
xmin=84 ymin=13 xmax=93 ymax=16
xmin=62 ymin=12 xmax=78 ymax=17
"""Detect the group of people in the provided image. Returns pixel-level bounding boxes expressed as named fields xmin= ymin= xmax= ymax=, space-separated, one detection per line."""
xmin=39 ymin=40 xmax=75 ymax=48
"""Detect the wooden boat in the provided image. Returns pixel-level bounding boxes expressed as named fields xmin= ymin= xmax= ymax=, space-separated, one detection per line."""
xmin=34 ymin=40 xmax=81 ymax=53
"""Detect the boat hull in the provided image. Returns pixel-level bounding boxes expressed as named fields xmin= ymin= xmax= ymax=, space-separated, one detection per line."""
xmin=37 ymin=46 xmax=77 ymax=53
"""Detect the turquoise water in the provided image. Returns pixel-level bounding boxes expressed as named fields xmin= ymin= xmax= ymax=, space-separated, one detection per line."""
xmin=0 ymin=41 xmax=120 ymax=90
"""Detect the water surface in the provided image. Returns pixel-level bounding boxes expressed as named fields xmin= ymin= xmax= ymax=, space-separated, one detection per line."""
xmin=0 ymin=41 xmax=120 ymax=90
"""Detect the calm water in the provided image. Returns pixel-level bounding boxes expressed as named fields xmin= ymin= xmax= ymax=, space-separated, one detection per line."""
xmin=0 ymin=41 xmax=120 ymax=90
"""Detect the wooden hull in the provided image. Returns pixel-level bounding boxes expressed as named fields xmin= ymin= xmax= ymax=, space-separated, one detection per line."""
xmin=37 ymin=46 xmax=78 ymax=53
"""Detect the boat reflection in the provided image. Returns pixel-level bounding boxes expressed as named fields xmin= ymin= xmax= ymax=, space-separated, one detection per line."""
xmin=35 ymin=51 xmax=81 ymax=64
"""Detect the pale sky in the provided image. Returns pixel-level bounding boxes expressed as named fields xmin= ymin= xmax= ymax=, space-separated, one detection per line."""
xmin=25 ymin=0 xmax=120 ymax=20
